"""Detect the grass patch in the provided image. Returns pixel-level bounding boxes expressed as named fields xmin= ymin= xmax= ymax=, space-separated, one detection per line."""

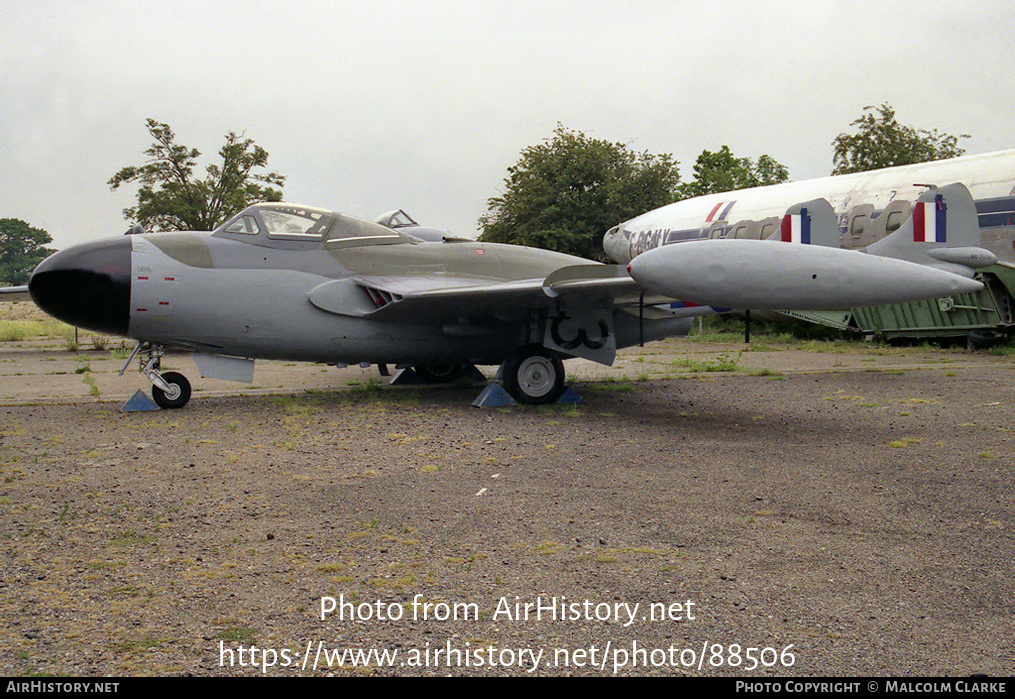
xmin=685 ymin=315 xmax=843 ymax=343
xmin=111 ymin=341 xmax=133 ymax=360
xmin=110 ymin=529 xmax=154 ymax=546
xmin=214 ymin=627 xmax=256 ymax=643
xmin=116 ymin=636 xmax=175 ymax=654
xmin=586 ymin=377 xmax=636 ymax=393
xmin=0 ymin=319 xmax=74 ymax=342
xmin=671 ymin=350 xmax=742 ymax=373
xmin=799 ymin=339 xmax=852 ymax=353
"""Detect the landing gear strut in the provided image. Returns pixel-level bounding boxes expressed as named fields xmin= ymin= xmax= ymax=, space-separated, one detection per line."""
xmin=120 ymin=343 xmax=192 ymax=409
xmin=501 ymin=344 xmax=565 ymax=405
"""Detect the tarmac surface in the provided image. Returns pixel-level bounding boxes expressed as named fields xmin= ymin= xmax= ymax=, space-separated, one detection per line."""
xmin=0 ymin=334 xmax=998 ymax=406
xmin=1 ymin=334 xmax=1013 ymax=676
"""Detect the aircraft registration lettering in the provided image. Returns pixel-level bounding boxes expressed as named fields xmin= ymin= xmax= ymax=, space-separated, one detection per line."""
xmin=631 ymin=228 xmax=671 ymax=256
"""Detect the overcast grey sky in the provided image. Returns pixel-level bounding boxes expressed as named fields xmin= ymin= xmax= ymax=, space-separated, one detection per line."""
xmin=2 ymin=0 xmax=1013 ymax=248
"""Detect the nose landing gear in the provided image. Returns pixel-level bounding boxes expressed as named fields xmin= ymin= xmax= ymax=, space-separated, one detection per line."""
xmin=120 ymin=343 xmax=192 ymax=409
xmin=151 ymin=371 xmax=191 ymax=409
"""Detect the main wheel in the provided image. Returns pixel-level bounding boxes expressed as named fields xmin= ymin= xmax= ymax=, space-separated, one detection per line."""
xmin=151 ymin=371 xmax=192 ymax=409
xmin=502 ymin=345 xmax=565 ymax=404
xmin=413 ymin=363 xmax=466 ymax=383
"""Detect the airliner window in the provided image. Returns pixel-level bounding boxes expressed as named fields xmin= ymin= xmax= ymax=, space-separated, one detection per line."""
xmin=262 ymin=207 xmax=335 ymax=239
xmin=886 ymin=211 xmax=904 ymax=234
xmin=850 ymin=215 xmax=866 ymax=237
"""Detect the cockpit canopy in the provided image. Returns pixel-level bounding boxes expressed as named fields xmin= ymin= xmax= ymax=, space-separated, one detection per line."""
xmin=373 ymin=208 xmax=453 ymax=242
xmin=214 ymin=203 xmax=412 ymax=249
xmin=373 ymin=209 xmax=419 ymax=229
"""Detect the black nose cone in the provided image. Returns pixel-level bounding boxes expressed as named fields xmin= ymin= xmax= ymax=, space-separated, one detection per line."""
xmin=28 ymin=237 xmax=131 ymax=336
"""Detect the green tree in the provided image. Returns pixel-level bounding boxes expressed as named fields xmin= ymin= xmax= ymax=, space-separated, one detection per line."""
xmin=109 ymin=119 xmax=286 ymax=232
xmin=478 ymin=125 xmax=680 ymax=259
xmin=831 ymin=103 xmax=969 ymax=175
xmin=675 ymin=146 xmax=789 ymax=199
xmin=0 ymin=219 xmax=54 ymax=285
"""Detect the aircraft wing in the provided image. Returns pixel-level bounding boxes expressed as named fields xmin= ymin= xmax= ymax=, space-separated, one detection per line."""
xmin=0 ymin=285 xmax=30 ymax=301
xmin=307 ymin=264 xmax=667 ymax=324
xmin=307 ymin=264 xmax=679 ymax=366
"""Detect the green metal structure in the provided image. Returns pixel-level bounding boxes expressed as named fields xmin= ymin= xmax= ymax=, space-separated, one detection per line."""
xmin=779 ymin=262 xmax=1015 ymax=341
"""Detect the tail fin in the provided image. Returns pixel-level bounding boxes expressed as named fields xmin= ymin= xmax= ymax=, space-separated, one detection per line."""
xmin=866 ymin=183 xmax=996 ymax=276
xmin=766 ymin=198 xmax=839 ymax=248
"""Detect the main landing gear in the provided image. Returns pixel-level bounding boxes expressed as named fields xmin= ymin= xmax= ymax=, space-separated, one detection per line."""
xmin=413 ymin=346 xmax=568 ymax=405
xmin=500 ymin=344 xmax=565 ymax=405
xmin=120 ymin=343 xmax=192 ymax=409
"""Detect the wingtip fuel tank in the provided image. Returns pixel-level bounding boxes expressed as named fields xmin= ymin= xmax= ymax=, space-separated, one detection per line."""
xmin=627 ymin=238 xmax=983 ymax=310
xmin=621 ymin=179 xmax=994 ymax=311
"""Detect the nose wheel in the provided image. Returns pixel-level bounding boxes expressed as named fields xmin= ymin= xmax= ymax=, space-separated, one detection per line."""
xmin=120 ymin=343 xmax=193 ymax=409
xmin=151 ymin=371 xmax=192 ymax=409
xmin=501 ymin=344 xmax=565 ymax=404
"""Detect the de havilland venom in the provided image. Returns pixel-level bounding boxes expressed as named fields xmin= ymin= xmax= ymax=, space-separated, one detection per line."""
xmin=25 ymin=151 xmax=1010 ymax=408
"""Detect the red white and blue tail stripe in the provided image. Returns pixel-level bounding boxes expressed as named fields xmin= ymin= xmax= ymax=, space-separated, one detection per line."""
xmin=912 ymin=195 xmax=947 ymax=243
xmin=780 ymin=208 xmax=811 ymax=244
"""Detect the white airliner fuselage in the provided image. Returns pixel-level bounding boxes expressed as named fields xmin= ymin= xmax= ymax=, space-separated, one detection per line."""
xmin=604 ymin=150 xmax=1015 ymax=265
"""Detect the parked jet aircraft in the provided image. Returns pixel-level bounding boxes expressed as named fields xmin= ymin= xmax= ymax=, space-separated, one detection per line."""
xmin=26 ymin=153 xmax=1003 ymax=409
xmin=27 ymin=203 xmax=691 ymax=407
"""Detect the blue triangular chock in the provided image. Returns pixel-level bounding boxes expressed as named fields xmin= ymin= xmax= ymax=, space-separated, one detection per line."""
xmin=556 ymin=387 xmax=583 ymax=404
xmin=121 ymin=390 xmax=161 ymax=412
xmin=472 ymin=383 xmax=518 ymax=408
xmin=471 ymin=384 xmax=582 ymax=408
